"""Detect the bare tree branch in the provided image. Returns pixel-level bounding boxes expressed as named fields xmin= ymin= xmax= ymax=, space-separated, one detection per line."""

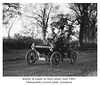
xmin=68 ymin=4 xmax=80 ymax=16
xmin=73 ymin=34 xmax=79 ymax=39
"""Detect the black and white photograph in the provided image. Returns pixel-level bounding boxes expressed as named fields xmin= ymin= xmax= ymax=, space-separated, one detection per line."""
xmin=1 ymin=1 xmax=99 ymax=85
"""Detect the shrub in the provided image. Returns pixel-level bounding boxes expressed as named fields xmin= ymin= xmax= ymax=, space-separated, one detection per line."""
xmin=3 ymin=37 xmax=43 ymax=52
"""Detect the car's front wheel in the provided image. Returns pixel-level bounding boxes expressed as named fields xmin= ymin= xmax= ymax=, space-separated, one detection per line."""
xmin=50 ymin=51 xmax=61 ymax=67
xmin=70 ymin=51 xmax=77 ymax=64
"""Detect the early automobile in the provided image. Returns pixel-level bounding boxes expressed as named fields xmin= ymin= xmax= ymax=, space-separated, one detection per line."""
xmin=25 ymin=33 xmax=77 ymax=67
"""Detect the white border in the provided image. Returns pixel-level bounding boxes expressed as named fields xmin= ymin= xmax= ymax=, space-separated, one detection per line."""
xmin=1 ymin=0 xmax=100 ymax=85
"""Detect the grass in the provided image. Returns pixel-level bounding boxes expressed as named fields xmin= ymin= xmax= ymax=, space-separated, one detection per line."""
xmin=3 ymin=49 xmax=30 ymax=64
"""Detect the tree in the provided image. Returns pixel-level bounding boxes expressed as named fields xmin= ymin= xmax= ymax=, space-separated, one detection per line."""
xmin=22 ymin=3 xmax=59 ymax=42
xmin=3 ymin=3 xmax=21 ymax=39
xmin=51 ymin=13 xmax=79 ymax=41
xmin=69 ymin=3 xmax=97 ymax=47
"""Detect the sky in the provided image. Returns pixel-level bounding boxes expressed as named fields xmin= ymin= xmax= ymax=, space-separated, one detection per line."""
xmin=3 ymin=3 xmax=72 ymax=38
xmin=3 ymin=16 xmax=22 ymax=37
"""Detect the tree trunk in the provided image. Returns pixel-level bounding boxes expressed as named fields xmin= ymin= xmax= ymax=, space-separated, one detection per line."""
xmin=8 ymin=26 xmax=12 ymax=40
xmin=7 ymin=19 xmax=15 ymax=40
xmin=42 ymin=27 xmax=47 ymax=44
xmin=79 ymin=24 xmax=84 ymax=47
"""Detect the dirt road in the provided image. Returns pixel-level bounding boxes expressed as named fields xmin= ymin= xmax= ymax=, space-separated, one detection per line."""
xmin=3 ymin=50 xmax=97 ymax=76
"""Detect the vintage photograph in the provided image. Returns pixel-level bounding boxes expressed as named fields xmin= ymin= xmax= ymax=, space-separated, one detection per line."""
xmin=3 ymin=3 xmax=97 ymax=76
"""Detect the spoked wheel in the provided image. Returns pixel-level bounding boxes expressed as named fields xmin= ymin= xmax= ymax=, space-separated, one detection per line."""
xmin=50 ymin=51 xmax=61 ymax=67
xmin=25 ymin=50 xmax=37 ymax=65
xmin=70 ymin=51 xmax=77 ymax=64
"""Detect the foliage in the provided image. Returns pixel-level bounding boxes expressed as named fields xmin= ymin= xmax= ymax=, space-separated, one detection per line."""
xmin=50 ymin=13 xmax=79 ymax=41
xmin=68 ymin=3 xmax=97 ymax=47
xmin=3 ymin=3 xmax=21 ymax=20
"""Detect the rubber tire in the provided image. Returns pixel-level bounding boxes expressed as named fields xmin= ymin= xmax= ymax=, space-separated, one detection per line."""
xmin=25 ymin=50 xmax=37 ymax=65
xmin=70 ymin=51 xmax=77 ymax=64
xmin=50 ymin=51 xmax=61 ymax=67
